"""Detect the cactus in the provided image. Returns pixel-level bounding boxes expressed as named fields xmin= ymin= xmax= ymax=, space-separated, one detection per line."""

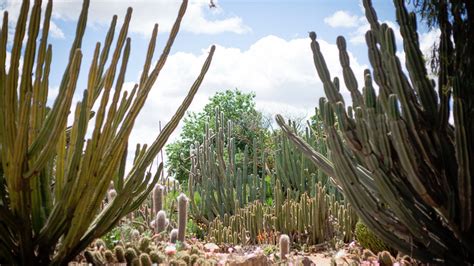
xmin=0 ymin=0 xmax=215 ymax=264
xmin=279 ymin=234 xmax=290 ymax=260
xmin=139 ymin=237 xmax=151 ymax=252
xmin=378 ymin=251 xmax=395 ymax=266
xmin=355 ymin=221 xmax=391 ymax=254
xmin=206 ymin=181 xmax=356 ymax=245
xmin=152 ymin=184 xmax=164 ymax=214
xmin=177 ymin=193 xmax=188 ymax=242
xmin=187 ymin=110 xmax=267 ymax=223
xmin=139 ymin=253 xmax=153 ymax=266
xmin=276 ymin=0 xmax=474 ymax=264
xmin=104 ymin=250 xmax=114 ymax=263
xmin=124 ymin=247 xmax=138 ymax=265
xmin=84 ymin=250 xmax=104 ymax=265
xmin=156 ymin=210 xmax=167 ymax=233
xmin=170 ymin=229 xmax=179 ymax=243
xmin=114 ymin=246 xmax=126 ymax=263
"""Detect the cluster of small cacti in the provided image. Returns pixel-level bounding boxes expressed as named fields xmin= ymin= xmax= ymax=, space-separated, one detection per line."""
xmin=206 ymin=181 xmax=357 ymax=246
xmin=331 ymin=246 xmax=421 ymax=266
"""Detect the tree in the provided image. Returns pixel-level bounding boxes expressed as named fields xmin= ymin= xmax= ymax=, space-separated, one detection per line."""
xmin=166 ymin=89 xmax=269 ymax=183
xmin=277 ymin=0 xmax=473 ymax=263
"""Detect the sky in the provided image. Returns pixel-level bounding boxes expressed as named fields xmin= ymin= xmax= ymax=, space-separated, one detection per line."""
xmin=1 ymin=0 xmax=440 ymax=171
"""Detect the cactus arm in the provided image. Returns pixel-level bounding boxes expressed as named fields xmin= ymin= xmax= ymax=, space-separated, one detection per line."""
xmin=275 ymin=114 xmax=335 ymax=177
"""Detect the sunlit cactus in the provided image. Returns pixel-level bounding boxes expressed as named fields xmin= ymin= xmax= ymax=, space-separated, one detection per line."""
xmin=156 ymin=210 xmax=167 ymax=233
xmin=152 ymin=184 xmax=164 ymax=214
xmin=276 ymin=0 xmax=474 ymax=264
xmin=170 ymin=228 xmax=179 ymax=243
xmin=0 ymin=0 xmax=215 ymax=264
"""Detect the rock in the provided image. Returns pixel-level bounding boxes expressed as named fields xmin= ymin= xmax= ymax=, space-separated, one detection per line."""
xmin=204 ymin=243 xmax=220 ymax=253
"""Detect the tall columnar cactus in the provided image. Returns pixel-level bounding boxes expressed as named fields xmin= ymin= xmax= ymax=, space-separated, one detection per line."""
xmin=152 ymin=184 xmax=164 ymax=214
xmin=206 ymin=181 xmax=357 ymax=245
xmin=276 ymin=0 xmax=473 ymax=264
xmin=187 ymin=110 xmax=267 ymax=223
xmin=0 ymin=0 xmax=215 ymax=264
xmin=177 ymin=193 xmax=188 ymax=242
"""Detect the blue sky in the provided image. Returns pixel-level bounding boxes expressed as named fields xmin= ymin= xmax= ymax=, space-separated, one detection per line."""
xmin=1 ymin=0 xmax=439 ymax=169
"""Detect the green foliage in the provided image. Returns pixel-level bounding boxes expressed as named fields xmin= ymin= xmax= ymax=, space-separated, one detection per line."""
xmin=276 ymin=0 xmax=474 ymax=264
xmin=354 ymin=221 xmax=390 ymax=254
xmin=0 ymin=0 xmax=215 ymax=263
xmin=166 ymin=89 xmax=269 ymax=183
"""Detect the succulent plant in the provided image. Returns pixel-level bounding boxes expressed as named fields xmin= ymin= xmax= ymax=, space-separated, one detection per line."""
xmin=153 ymin=184 xmax=164 ymax=214
xmin=139 ymin=237 xmax=151 ymax=252
xmin=114 ymin=246 xmax=126 ymax=263
xmin=104 ymin=250 xmax=115 ymax=263
xmin=378 ymin=251 xmax=395 ymax=266
xmin=139 ymin=253 xmax=153 ymax=266
xmin=124 ymin=247 xmax=138 ymax=265
xmin=279 ymin=234 xmax=290 ymax=260
xmin=170 ymin=229 xmax=179 ymax=244
xmin=276 ymin=0 xmax=474 ymax=263
xmin=0 ymin=0 xmax=215 ymax=264
xmin=177 ymin=193 xmax=188 ymax=242
xmin=156 ymin=210 xmax=167 ymax=233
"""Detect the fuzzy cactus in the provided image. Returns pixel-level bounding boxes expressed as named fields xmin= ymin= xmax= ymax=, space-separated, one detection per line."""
xmin=156 ymin=210 xmax=167 ymax=233
xmin=139 ymin=237 xmax=151 ymax=252
xmin=131 ymin=229 xmax=140 ymax=242
xmin=378 ymin=251 xmax=395 ymax=266
xmin=140 ymin=253 xmax=153 ymax=266
xmin=114 ymin=246 xmax=126 ymax=263
xmin=170 ymin=229 xmax=179 ymax=243
xmin=279 ymin=234 xmax=290 ymax=260
xmin=124 ymin=247 xmax=138 ymax=265
xmin=177 ymin=193 xmax=189 ymax=242
xmin=153 ymin=185 xmax=165 ymax=214
xmin=104 ymin=250 xmax=114 ymax=263
xmin=84 ymin=250 xmax=103 ymax=265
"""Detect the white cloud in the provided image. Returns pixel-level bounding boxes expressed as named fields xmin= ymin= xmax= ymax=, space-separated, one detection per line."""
xmin=126 ymin=35 xmax=367 ymax=161
xmin=50 ymin=0 xmax=250 ymax=36
xmin=49 ymin=21 xmax=65 ymax=39
xmin=324 ymin=11 xmax=359 ymax=28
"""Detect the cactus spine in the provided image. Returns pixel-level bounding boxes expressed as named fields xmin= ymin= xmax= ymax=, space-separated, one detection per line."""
xmin=279 ymin=234 xmax=290 ymax=260
xmin=177 ymin=193 xmax=188 ymax=242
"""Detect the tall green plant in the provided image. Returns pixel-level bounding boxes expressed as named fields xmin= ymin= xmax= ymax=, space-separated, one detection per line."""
xmin=277 ymin=0 xmax=473 ymax=264
xmin=0 ymin=0 xmax=215 ymax=264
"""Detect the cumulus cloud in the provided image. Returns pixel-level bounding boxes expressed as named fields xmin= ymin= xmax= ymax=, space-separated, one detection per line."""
xmin=1 ymin=0 xmax=250 ymax=37
xmin=127 ymin=35 xmax=367 ymax=155
xmin=324 ymin=11 xmax=359 ymax=28
xmin=51 ymin=0 xmax=249 ymax=36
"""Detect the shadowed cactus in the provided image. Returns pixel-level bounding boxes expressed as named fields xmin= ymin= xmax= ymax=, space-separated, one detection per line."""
xmin=170 ymin=229 xmax=179 ymax=243
xmin=276 ymin=0 xmax=474 ymax=264
xmin=0 ymin=0 xmax=215 ymax=264
xmin=139 ymin=253 xmax=152 ymax=266
xmin=114 ymin=246 xmax=126 ymax=263
xmin=152 ymin=184 xmax=164 ymax=214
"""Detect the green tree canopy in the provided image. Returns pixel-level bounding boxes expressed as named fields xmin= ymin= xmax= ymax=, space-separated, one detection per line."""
xmin=166 ymin=89 xmax=269 ymax=183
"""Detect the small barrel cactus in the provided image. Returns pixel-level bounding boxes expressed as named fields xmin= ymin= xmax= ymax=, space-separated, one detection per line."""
xmin=378 ymin=251 xmax=395 ymax=266
xmin=156 ymin=210 xmax=167 ymax=233
xmin=170 ymin=228 xmax=179 ymax=243
xmin=131 ymin=229 xmax=140 ymax=242
xmin=140 ymin=253 xmax=153 ymax=266
xmin=279 ymin=234 xmax=290 ymax=260
xmin=114 ymin=246 xmax=126 ymax=262
xmin=124 ymin=247 xmax=138 ymax=264
xmin=153 ymin=184 xmax=164 ymax=214
xmin=139 ymin=237 xmax=151 ymax=252
xmin=177 ymin=193 xmax=188 ymax=242
xmin=104 ymin=250 xmax=114 ymax=263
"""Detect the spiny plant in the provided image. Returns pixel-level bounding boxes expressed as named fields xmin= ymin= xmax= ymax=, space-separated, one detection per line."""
xmin=0 ymin=0 xmax=215 ymax=264
xmin=276 ymin=0 xmax=473 ymax=264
